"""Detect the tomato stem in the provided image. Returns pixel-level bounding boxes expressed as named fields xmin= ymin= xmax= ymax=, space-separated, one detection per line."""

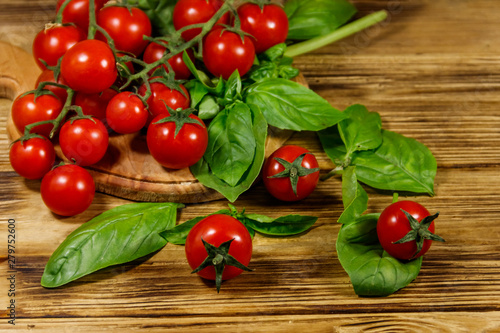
xmin=55 ymin=0 xmax=72 ymax=24
xmin=284 ymin=10 xmax=388 ymax=58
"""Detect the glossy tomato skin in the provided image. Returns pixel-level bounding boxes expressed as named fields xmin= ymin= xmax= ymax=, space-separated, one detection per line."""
xmin=41 ymin=164 xmax=95 ymax=216
xmin=203 ymin=28 xmax=256 ymax=80
xmin=74 ymin=88 xmax=118 ymax=122
xmin=96 ymin=6 xmax=152 ymax=57
xmin=9 ymin=137 xmax=55 ymax=180
xmin=262 ymin=145 xmax=319 ymax=201
xmin=146 ymin=113 xmax=208 ymax=169
xmin=36 ymin=69 xmax=69 ymax=103
xmin=11 ymin=93 xmax=63 ymax=138
xmin=59 ymin=118 xmax=109 ymax=166
xmin=56 ymin=0 xmax=108 ymax=31
xmin=377 ymin=201 xmax=435 ymax=260
xmin=173 ymin=0 xmax=229 ymax=41
xmin=237 ymin=3 xmax=289 ymax=54
xmin=185 ymin=214 xmax=252 ymax=281
xmin=106 ymin=92 xmax=148 ymax=134
xmin=142 ymin=42 xmax=195 ymax=80
xmin=61 ymin=39 xmax=117 ymax=94
xmin=139 ymin=81 xmax=190 ymax=124
xmin=32 ymin=24 xmax=86 ymax=69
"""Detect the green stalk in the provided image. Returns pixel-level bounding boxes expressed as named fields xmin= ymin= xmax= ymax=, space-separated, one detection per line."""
xmin=284 ymin=10 xmax=388 ymax=58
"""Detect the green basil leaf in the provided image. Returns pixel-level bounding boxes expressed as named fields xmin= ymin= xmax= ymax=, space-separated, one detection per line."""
xmin=245 ymin=78 xmax=346 ymax=131
xmin=185 ymin=79 xmax=209 ymax=109
xmin=182 ymin=51 xmax=225 ymax=95
xmin=337 ymin=215 xmax=423 ymax=296
xmin=341 ymin=213 xmax=380 ymax=243
xmin=339 ymin=104 xmax=383 ymax=156
xmin=198 ymin=95 xmax=220 ymax=120
xmin=41 ymin=203 xmax=182 ymax=288
xmin=221 ymin=70 xmax=242 ymax=106
xmin=259 ymin=43 xmax=287 ymax=62
xmin=244 ymin=214 xmax=317 ymax=236
xmin=190 ymin=104 xmax=268 ymax=202
xmin=352 ymin=130 xmax=437 ymax=195
xmin=128 ymin=0 xmax=177 ymax=36
xmin=338 ymin=166 xmax=368 ymax=225
xmin=205 ymin=102 xmax=256 ymax=187
xmin=249 ymin=44 xmax=299 ymax=81
xmin=285 ymin=0 xmax=357 ymax=40
xmin=317 ymin=125 xmax=347 ymax=164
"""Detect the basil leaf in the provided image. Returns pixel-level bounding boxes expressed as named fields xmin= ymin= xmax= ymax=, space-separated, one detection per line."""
xmin=249 ymin=43 xmax=299 ymax=82
xmin=190 ymin=104 xmax=268 ymax=202
xmin=185 ymin=80 xmax=209 ymax=109
xmin=220 ymin=70 xmax=242 ymax=106
xmin=41 ymin=203 xmax=182 ymax=288
xmin=338 ymin=167 xmax=368 ymax=225
xmin=339 ymin=104 xmax=383 ymax=156
xmin=341 ymin=213 xmax=380 ymax=243
xmin=285 ymin=0 xmax=357 ymax=40
xmin=244 ymin=214 xmax=317 ymax=236
xmin=245 ymin=78 xmax=346 ymax=131
xmin=205 ymin=102 xmax=256 ymax=187
xmin=182 ymin=51 xmax=225 ymax=95
xmin=317 ymin=125 xmax=347 ymax=164
xmin=337 ymin=218 xmax=423 ymax=296
xmin=128 ymin=0 xmax=177 ymax=36
xmin=198 ymin=95 xmax=220 ymax=120
xmin=352 ymin=130 xmax=437 ymax=195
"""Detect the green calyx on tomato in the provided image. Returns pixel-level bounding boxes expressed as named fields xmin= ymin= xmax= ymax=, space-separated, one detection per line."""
xmin=268 ymin=152 xmax=320 ymax=197
xmin=191 ymin=237 xmax=253 ymax=293
xmin=152 ymin=107 xmax=204 ymax=137
xmin=393 ymin=210 xmax=445 ymax=259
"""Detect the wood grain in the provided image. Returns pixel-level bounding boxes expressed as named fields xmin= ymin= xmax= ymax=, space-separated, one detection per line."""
xmin=1 ymin=0 xmax=500 ymax=331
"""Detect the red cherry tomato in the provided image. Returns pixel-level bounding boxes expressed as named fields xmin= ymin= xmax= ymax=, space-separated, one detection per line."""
xmin=11 ymin=93 xmax=63 ymax=138
xmin=142 ymin=42 xmax=195 ymax=80
xmin=60 ymin=39 xmax=117 ymax=94
xmin=96 ymin=6 xmax=152 ymax=57
xmin=185 ymin=214 xmax=252 ymax=282
xmin=173 ymin=0 xmax=229 ymax=41
xmin=41 ymin=164 xmax=95 ymax=216
xmin=377 ymin=201 xmax=443 ymax=260
xmin=9 ymin=137 xmax=55 ymax=180
xmin=237 ymin=3 xmax=289 ymax=54
xmin=74 ymin=88 xmax=118 ymax=122
xmin=139 ymin=81 xmax=190 ymax=122
xmin=202 ymin=28 xmax=255 ymax=80
xmin=35 ymin=69 xmax=69 ymax=103
xmin=59 ymin=118 xmax=109 ymax=166
xmin=32 ymin=24 xmax=86 ymax=69
xmin=146 ymin=112 xmax=208 ymax=169
xmin=106 ymin=92 xmax=149 ymax=134
xmin=56 ymin=0 xmax=108 ymax=31
xmin=262 ymin=145 xmax=320 ymax=201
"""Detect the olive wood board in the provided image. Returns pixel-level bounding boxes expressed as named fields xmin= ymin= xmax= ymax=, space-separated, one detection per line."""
xmin=1 ymin=40 xmax=298 ymax=203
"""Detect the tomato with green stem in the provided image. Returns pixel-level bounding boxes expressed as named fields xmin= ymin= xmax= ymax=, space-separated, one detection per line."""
xmin=41 ymin=164 xmax=95 ymax=216
xmin=146 ymin=110 xmax=207 ymax=169
xmin=185 ymin=214 xmax=253 ymax=292
xmin=138 ymin=80 xmax=190 ymax=122
xmin=35 ymin=69 xmax=69 ymax=103
xmin=56 ymin=0 xmax=108 ymax=31
xmin=377 ymin=200 xmax=445 ymax=260
xmin=262 ymin=145 xmax=320 ymax=201
xmin=59 ymin=117 xmax=109 ymax=166
xmin=74 ymin=88 xmax=118 ymax=122
xmin=106 ymin=92 xmax=149 ymax=134
xmin=142 ymin=41 xmax=195 ymax=80
xmin=9 ymin=136 xmax=55 ymax=180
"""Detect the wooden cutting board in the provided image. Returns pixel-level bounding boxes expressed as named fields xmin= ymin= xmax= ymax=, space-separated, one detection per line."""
xmin=2 ymin=41 xmax=297 ymax=203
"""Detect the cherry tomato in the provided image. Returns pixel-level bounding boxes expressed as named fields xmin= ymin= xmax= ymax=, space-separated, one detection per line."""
xmin=11 ymin=93 xmax=63 ymax=138
xmin=139 ymin=81 xmax=190 ymax=122
xmin=173 ymin=0 xmax=229 ymax=41
xmin=32 ymin=24 xmax=86 ymax=69
xmin=96 ymin=6 xmax=152 ymax=57
xmin=74 ymin=88 xmax=118 ymax=122
xmin=377 ymin=201 xmax=444 ymax=260
xmin=59 ymin=118 xmax=109 ymax=166
xmin=35 ymin=69 xmax=69 ymax=103
xmin=106 ymin=92 xmax=148 ymax=134
xmin=142 ymin=41 xmax=195 ymax=80
xmin=9 ymin=137 xmax=55 ymax=180
xmin=56 ymin=0 xmax=108 ymax=31
xmin=202 ymin=28 xmax=255 ymax=80
xmin=60 ymin=39 xmax=117 ymax=94
xmin=41 ymin=164 xmax=95 ymax=216
xmin=185 ymin=214 xmax=252 ymax=283
xmin=146 ymin=112 xmax=208 ymax=169
xmin=262 ymin=145 xmax=320 ymax=201
xmin=237 ymin=3 xmax=289 ymax=54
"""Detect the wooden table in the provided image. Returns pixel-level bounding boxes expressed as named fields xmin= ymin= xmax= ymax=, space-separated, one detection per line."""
xmin=1 ymin=0 xmax=500 ymax=331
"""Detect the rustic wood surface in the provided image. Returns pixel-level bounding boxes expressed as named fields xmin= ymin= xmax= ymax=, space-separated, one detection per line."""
xmin=1 ymin=0 xmax=500 ymax=331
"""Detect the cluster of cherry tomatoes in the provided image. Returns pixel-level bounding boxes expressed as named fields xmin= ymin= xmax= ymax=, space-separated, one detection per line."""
xmin=8 ymin=0 xmax=296 ymax=216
